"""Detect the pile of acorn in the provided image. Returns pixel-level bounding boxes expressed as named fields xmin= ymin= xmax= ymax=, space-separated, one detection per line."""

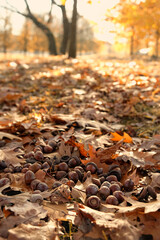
xmin=0 ymin=138 xmax=157 ymax=209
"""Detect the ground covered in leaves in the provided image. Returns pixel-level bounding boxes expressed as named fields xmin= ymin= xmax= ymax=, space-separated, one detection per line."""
xmin=0 ymin=54 xmax=160 ymax=240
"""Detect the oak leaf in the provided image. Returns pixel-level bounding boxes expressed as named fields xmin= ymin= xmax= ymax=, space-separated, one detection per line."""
xmin=111 ymin=132 xmax=133 ymax=143
xmin=0 ymin=148 xmax=24 ymax=167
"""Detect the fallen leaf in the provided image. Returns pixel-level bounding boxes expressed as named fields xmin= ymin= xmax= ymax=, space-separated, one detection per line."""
xmin=97 ymin=139 xmax=123 ymax=164
xmin=0 ymin=132 xmax=21 ymax=140
xmin=0 ymin=148 xmax=24 ymax=167
xmin=75 ymin=203 xmax=140 ymax=240
xmin=111 ymin=132 xmax=133 ymax=143
xmin=8 ymin=221 xmax=60 ymax=240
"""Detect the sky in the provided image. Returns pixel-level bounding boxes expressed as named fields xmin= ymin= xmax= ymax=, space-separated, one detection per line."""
xmin=1 ymin=0 xmax=119 ymax=44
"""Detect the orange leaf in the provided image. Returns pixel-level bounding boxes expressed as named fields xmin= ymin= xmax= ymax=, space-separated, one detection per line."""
xmin=56 ymin=102 xmax=64 ymax=108
xmin=88 ymin=144 xmax=97 ymax=160
xmin=81 ymin=159 xmax=90 ymax=165
xmin=123 ymin=132 xmax=133 ymax=143
xmin=67 ymin=137 xmax=88 ymax=157
xmin=3 ymin=208 xmax=12 ymax=218
xmin=111 ymin=132 xmax=132 ymax=143
xmin=74 ymin=142 xmax=88 ymax=157
xmin=111 ymin=153 xmax=119 ymax=159
xmin=111 ymin=132 xmax=122 ymax=142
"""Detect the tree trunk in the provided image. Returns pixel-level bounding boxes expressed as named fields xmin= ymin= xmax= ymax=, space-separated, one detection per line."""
xmin=68 ymin=0 xmax=77 ymax=58
xmin=60 ymin=5 xmax=70 ymax=54
xmin=28 ymin=14 xmax=57 ymax=55
xmin=155 ymin=29 xmax=159 ymax=59
xmin=23 ymin=0 xmax=57 ymax=55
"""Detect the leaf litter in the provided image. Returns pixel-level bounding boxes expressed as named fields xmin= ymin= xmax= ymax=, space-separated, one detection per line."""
xmin=0 ymin=55 xmax=160 ymax=239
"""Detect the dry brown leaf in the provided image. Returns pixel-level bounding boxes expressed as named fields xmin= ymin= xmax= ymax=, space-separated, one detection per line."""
xmin=6 ymin=201 xmax=47 ymax=219
xmin=8 ymin=221 xmax=60 ymax=240
xmin=0 ymin=132 xmax=21 ymax=140
xmin=50 ymin=184 xmax=71 ymax=203
xmin=97 ymin=139 xmax=123 ymax=164
xmin=0 ymin=148 xmax=24 ymax=167
xmin=150 ymin=172 xmax=160 ymax=188
xmin=102 ymin=194 xmax=160 ymax=214
xmin=118 ymin=148 xmax=160 ymax=167
xmin=0 ymin=215 xmax=24 ymax=238
xmin=72 ymin=181 xmax=87 ymax=203
xmin=75 ymin=204 xmax=140 ymax=240
xmin=138 ymin=212 xmax=160 ymax=240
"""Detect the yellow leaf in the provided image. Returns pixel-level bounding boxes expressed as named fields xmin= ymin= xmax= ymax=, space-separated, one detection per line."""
xmin=111 ymin=132 xmax=133 ymax=143
xmin=87 ymin=0 xmax=92 ymax=4
xmin=61 ymin=0 xmax=66 ymax=5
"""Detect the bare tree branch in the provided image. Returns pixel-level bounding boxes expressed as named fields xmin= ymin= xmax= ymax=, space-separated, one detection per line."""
xmin=51 ymin=0 xmax=61 ymax=8
xmin=23 ymin=0 xmax=31 ymax=15
xmin=47 ymin=0 xmax=53 ymax=23
xmin=2 ymin=0 xmax=57 ymax=55
xmin=1 ymin=5 xmax=28 ymax=18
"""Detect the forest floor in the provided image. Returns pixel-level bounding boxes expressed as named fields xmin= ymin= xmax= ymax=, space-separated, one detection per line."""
xmin=0 ymin=54 xmax=160 ymax=240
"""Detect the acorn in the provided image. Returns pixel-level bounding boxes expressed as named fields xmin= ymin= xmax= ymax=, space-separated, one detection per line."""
xmin=60 ymin=155 xmax=70 ymax=163
xmin=86 ymin=195 xmax=101 ymax=210
xmin=108 ymin=167 xmax=122 ymax=181
xmin=68 ymin=171 xmax=79 ymax=183
xmin=30 ymin=194 xmax=43 ymax=205
xmin=86 ymin=184 xmax=99 ymax=197
xmin=113 ymin=191 xmax=124 ymax=203
xmin=92 ymin=178 xmax=101 ymax=187
xmin=137 ymin=187 xmax=148 ymax=201
xmin=106 ymin=195 xmax=119 ymax=205
xmin=106 ymin=175 xmax=118 ymax=183
xmin=147 ymin=185 xmax=157 ymax=200
xmin=123 ymin=179 xmax=134 ymax=192
xmin=85 ymin=162 xmax=97 ymax=174
xmin=98 ymin=186 xmax=110 ymax=200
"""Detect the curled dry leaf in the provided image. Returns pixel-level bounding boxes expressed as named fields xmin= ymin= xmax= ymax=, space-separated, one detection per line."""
xmin=50 ymin=184 xmax=71 ymax=203
xmin=150 ymin=172 xmax=160 ymax=188
xmin=0 ymin=148 xmax=24 ymax=167
xmin=74 ymin=204 xmax=140 ymax=240
xmin=0 ymin=132 xmax=22 ymax=140
xmin=5 ymin=201 xmax=47 ymax=219
xmin=97 ymin=139 xmax=123 ymax=164
xmin=102 ymin=194 xmax=160 ymax=215
xmin=118 ymin=148 xmax=160 ymax=167
xmin=71 ymin=180 xmax=87 ymax=203
xmin=8 ymin=221 xmax=60 ymax=240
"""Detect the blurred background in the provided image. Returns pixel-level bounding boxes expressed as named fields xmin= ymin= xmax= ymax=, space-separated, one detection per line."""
xmin=0 ymin=0 xmax=159 ymax=59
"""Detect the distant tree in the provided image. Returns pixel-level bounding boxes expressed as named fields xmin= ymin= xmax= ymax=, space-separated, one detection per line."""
xmin=77 ymin=17 xmax=96 ymax=54
xmin=3 ymin=0 xmax=93 ymax=58
xmin=30 ymin=24 xmax=48 ymax=53
xmin=107 ymin=0 xmax=160 ymax=58
xmin=18 ymin=19 xmax=31 ymax=54
xmin=140 ymin=0 xmax=160 ymax=58
xmin=107 ymin=0 xmax=143 ymax=57
xmin=0 ymin=10 xmax=12 ymax=53
xmin=3 ymin=0 xmax=57 ymax=55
